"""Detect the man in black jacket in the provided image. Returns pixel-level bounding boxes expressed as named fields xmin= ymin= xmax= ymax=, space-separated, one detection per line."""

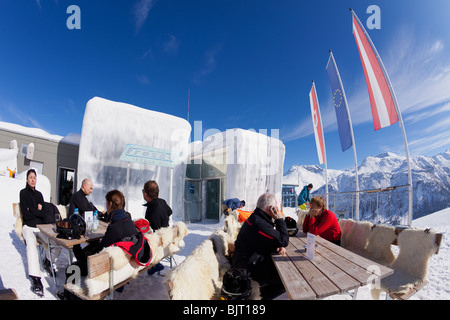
xmin=232 ymin=193 xmax=289 ymax=300
xmin=143 ymin=180 xmax=172 ymax=231
xmin=142 ymin=180 xmax=172 ymax=274
xmin=68 ymin=178 xmax=99 ymax=218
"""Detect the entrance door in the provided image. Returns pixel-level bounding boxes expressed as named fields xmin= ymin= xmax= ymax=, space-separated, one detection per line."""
xmin=58 ymin=167 xmax=75 ymax=205
xmin=205 ymin=179 xmax=220 ymax=220
xmin=184 ymin=179 xmax=202 ymax=222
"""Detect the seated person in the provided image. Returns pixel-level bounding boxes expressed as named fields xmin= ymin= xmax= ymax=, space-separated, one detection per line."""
xmin=66 ymin=190 xmax=138 ymax=278
xmin=302 ymin=196 xmax=341 ymax=246
xmin=68 ymin=178 xmax=100 ymax=219
xmin=19 ymin=169 xmax=62 ymax=297
xmin=231 ymin=193 xmax=288 ymax=300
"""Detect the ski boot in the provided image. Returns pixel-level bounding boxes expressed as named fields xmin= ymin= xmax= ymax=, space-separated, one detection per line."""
xmin=30 ymin=276 xmax=44 ymax=297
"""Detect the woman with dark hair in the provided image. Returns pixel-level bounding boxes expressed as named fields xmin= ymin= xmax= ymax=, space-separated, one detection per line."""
xmin=61 ymin=190 xmax=149 ymax=299
xmin=19 ymin=169 xmax=61 ymax=296
xmin=66 ymin=190 xmax=137 ymax=275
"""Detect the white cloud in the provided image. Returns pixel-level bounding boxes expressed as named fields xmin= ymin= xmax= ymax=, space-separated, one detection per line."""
xmin=136 ymin=74 xmax=151 ymax=85
xmin=404 ymin=102 xmax=450 ymax=124
xmin=133 ymin=0 xmax=157 ymax=32
xmin=193 ymin=45 xmax=222 ymax=84
xmin=163 ymin=35 xmax=180 ymax=55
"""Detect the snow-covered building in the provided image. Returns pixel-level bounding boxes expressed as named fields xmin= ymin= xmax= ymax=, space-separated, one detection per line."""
xmin=1 ymin=98 xmax=286 ymax=223
xmin=77 ymin=97 xmax=191 ymax=221
xmin=184 ymin=128 xmax=285 ymax=222
xmin=0 ymin=121 xmax=79 ymax=205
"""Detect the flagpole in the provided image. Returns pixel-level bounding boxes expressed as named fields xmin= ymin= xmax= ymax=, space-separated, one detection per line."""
xmin=351 ymin=9 xmax=413 ymax=225
xmin=328 ymin=50 xmax=360 ymax=220
xmin=187 ymin=89 xmax=190 ymax=123
xmin=312 ymin=80 xmax=328 ymax=205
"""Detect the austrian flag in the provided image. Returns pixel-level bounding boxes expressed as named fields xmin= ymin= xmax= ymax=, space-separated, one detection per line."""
xmin=352 ymin=10 xmax=399 ymax=131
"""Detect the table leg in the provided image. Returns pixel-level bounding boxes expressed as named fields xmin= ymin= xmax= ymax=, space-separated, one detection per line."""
xmin=47 ymin=238 xmax=57 ymax=287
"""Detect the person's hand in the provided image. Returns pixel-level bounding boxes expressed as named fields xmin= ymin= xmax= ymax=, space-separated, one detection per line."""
xmin=267 ymin=205 xmax=283 ymax=220
xmin=37 ymin=204 xmax=43 ymax=211
xmin=276 ymin=247 xmax=286 ymax=255
xmin=308 ymin=208 xmax=320 ymax=218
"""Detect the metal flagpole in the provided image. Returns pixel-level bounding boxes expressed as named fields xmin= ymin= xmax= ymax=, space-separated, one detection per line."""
xmin=328 ymin=50 xmax=360 ymax=220
xmin=351 ymin=9 xmax=413 ymax=225
xmin=187 ymin=89 xmax=190 ymax=123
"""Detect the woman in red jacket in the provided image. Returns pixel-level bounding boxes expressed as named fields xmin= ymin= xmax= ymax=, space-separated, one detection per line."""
xmin=302 ymin=196 xmax=341 ymax=245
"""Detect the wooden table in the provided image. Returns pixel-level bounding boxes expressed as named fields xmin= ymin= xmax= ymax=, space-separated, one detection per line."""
xmin=272 ymin=232 xmax=394 ymax=300
xmin=37 ymin=221 xmax=108 ymax=286
xmin=37 ymin=221 xmax=108 ymax=252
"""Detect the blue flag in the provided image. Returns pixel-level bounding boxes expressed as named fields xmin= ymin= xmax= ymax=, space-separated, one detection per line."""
xmin=326 ymin=52 xmax=353 ymax=152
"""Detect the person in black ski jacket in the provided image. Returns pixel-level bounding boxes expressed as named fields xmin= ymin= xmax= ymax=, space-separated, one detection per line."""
xmin=143 ymin=180 xmax=172 ymax=231
xmin=68 ymin=178 xmax=99 ymax=218
xmin=142 ymin=180 xmax=172 ymax=274
xmin=19 ymin=169 xmax=61 ymax=296
xmin=61 ymin=189 xmax=149 ymax=299
xmin=232 ymin=193 xmax=289 ymax=300
xmin=69 ymin=190 xmax=138 ymax=276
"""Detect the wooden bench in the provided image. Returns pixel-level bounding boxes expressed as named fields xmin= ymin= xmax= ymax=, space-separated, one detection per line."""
xmin=0 ymin=288 xmax=19 ymax=300
xmin=64 ymin=225 xmax=181 ymax=300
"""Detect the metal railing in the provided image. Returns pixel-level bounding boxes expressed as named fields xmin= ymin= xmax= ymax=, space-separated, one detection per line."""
xmin=314 ymin=185 xmax=410 ymax=226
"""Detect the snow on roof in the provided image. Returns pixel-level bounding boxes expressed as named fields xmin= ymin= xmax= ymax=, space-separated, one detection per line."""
xmin=0 ymin=121 xmax=80 ymax=145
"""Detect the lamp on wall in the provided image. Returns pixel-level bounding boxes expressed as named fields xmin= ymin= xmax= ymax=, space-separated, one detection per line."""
xmin=26 ymin=143 xmax=35 ymax=160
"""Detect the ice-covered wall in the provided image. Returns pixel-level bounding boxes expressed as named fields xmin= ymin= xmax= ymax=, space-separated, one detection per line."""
xmin=77 ymin=97 xmax=191 ymax=220
xmin=199 ymin=128 xmax=285 ymax=210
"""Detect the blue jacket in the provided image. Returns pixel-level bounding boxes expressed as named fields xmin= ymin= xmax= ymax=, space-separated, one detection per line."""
xmin=222 ymin=198 xmax=243 ymax=211
xmin=297 ymin=186 xmax=311 ymax=206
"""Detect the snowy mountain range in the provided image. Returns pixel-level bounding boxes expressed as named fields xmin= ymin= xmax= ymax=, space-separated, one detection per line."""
xmin=283 ymin=150 xmax=450 ymax=221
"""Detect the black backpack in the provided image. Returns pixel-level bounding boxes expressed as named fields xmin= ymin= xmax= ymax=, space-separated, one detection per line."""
xmin=285 ymin=216 xmax=299 ymax=237
xmin=56 ymin=214 xmax=86 ymax=240
xmin=220 ymin=268 xmax=252 ymax=300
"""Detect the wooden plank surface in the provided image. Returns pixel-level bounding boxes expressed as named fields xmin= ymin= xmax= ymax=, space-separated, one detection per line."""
xmin=88 ymin=251 xmax=111 ymax=278
xmin=285 ymin=239 xmax=340 ymax=298
xmin=273 ymin=232 xmax=394 ymax=300
xmin=313 ymin=235 xmax=394 ymax=279
xmin=290 ymin=237 xmax=360 ymax=293
xmin=272 ymin=246 xmax=316 ymax=300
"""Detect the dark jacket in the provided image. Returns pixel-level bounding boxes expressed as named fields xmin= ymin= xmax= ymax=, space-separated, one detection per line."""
xmin=144 ymin=198 xmax=172 ymax=231
xmin=19 ymin=184 xmax=46 ymax=228
xmin=222 ymin=198 xmax=243 ymax=211
xmin=93 ymin=209 xmax=137 ymax=254
xmin=232 ymin=207 xmax=289 ymax=270
xmin=68 ymin=188 xmax=98 ymax=218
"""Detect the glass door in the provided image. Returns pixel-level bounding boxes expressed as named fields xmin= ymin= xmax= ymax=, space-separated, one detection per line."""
xmin=205 ymin=179 xmax=220 ymax=220
xmin=183 ymin=179 xmax=202 ymax=222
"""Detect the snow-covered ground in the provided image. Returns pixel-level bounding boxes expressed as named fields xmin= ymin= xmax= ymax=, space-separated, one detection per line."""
xmin=1 ymin=204 xmax=448 ymax=300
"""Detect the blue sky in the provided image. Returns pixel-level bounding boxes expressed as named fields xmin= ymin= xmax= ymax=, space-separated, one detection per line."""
xmin=1 ymin=0 xmax=450 ymax=173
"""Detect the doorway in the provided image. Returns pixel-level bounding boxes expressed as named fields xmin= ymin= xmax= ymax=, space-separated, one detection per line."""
xmin=183 ymin=179 xmax=202 ymax=222
xmin=205 ymin=179 xmax=220 ymax=220
xmin=57 ymin=167 xmax=75 ymax=205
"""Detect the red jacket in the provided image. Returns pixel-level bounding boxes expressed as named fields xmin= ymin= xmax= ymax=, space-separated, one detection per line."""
xmin=302 ymin=209 xmax=341 ymax=242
